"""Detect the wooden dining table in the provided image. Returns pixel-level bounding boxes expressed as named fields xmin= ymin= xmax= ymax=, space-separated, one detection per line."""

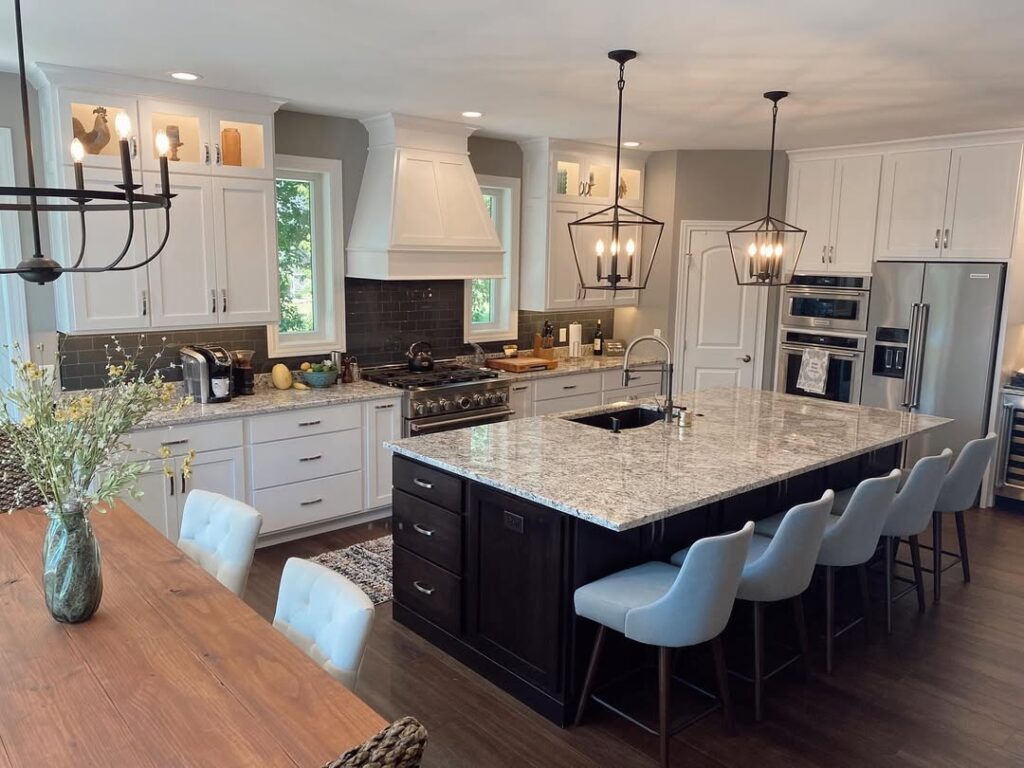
xmin=0 ymin=500 xmax=387 ymax=768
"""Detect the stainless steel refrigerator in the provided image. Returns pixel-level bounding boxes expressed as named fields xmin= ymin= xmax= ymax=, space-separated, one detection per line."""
xmin=861 ymin=261 xmax=1005 ymax=463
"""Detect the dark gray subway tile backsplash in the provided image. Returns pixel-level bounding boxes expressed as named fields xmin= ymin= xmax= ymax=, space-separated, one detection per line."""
xmin=58 ymin=278 xmax=615 ymax=390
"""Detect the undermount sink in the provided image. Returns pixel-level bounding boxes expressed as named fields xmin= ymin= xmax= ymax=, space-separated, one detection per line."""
xmin=564 ymin=406 xmax=665 ymax=432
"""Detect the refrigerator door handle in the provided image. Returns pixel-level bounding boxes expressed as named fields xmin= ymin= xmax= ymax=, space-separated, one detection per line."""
xmin=911 ymin=303 xmax=930 ymax=408
xmin=901 ymin=302 xmax=921 ymax=407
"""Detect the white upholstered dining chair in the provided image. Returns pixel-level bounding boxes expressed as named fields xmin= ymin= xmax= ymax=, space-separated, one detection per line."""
xmin=177 ymin=489 xmax=262 ymax=597
xmin=273 ymin=557 xmax=375 ymax=690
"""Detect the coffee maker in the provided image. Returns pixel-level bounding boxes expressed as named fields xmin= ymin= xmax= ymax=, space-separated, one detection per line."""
xmin=180 ymin=346 xmax=233 ymax=403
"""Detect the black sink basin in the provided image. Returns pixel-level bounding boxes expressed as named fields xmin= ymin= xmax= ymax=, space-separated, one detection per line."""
xmin=565 ymin=406 xmax=665 ymax=432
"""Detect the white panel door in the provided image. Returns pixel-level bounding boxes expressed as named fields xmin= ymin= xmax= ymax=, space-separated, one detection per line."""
xmin=829 ymin=155 xmax=882 ymax=275
xmin=508 ymin=381 xmax=534 ymax=419
xmin=145 ymin=172 xmax=218 ymax=328
xmin=787 ymin=158 xmax=835 ymax=273
xmin=130 ymin=469 xmax=177 ymax=539
xmin=62 ymin=167 xmax=150 ymax=331
xmin=364 ymin=399 xmax=402 ymax=510
xmin=212 ymin=177 xmax=279 ymax=325
xmin=875 ymin=149 xmax=951 ymax=260
xmin=681 ymin=228 xmax=761 ymax=392
xmin=548 ymin=202 xmax=585 ymax=310
xmin=179 ymin=447 xmax=245 ymax=540
xmin=942 ymin=143 xmax=1023 ymax=261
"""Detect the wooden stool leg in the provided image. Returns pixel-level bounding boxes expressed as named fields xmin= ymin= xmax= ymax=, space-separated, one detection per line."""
xmin=825 ymin=566 xmax=835 ymax=675
xmin=573 ymin=625 xmax=606 ymax=727
xmin=658 ymin=646 xmax=672 ymax=768
xmin=933 ymin=511 xmax=942 ymax=603
xmin=710 ymin=634 xmax=734 ymax=731
xmin=909 ymin=535 xmax=926 ymax=612
xmin=857 ymin=563 xmax=872 ymax=642
xmin=954 ymin=510 xmax=971 ymax=583
xmin=792 ymin=594 xmax=811 ymax=682
xmin=753 ymin=601 xmax=765 ymax=722
xmin=884 ymin=536 xmax=894 ymax=635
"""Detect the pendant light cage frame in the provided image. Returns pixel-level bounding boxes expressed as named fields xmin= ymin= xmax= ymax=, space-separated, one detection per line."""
xmin=568 ymin=49 xmax=665 ymax=293
xmin=727 ymin=90 xmax=806 ymax=287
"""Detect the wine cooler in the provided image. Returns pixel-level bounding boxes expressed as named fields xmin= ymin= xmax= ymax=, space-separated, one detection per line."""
xmin=997 ymin=390 xmax=1024 ymax=501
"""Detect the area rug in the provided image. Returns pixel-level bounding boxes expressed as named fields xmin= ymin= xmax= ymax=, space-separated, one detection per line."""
xmin=309 ymin=535 xmax=393 ymax=605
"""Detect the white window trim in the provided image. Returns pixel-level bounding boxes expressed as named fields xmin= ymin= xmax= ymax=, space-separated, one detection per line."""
xmin=464 ymin=174 xmax=520 ymax=343
xmin=267 ymin=154 xmax=346 ymax=359
xmin=0 ymin=127 xmax=30 ymax=370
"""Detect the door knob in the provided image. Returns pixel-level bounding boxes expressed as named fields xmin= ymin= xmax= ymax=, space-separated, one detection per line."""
xmin=737 ymin=355 xmax=752 ymax=363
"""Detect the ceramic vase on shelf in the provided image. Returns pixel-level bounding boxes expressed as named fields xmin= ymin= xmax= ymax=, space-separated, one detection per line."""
xmin=42 ymin=501 xmax=103 ymax=623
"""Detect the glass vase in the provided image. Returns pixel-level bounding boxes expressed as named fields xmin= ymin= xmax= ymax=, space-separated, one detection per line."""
xmin=42 ymin=501 xmax=103 ymax=623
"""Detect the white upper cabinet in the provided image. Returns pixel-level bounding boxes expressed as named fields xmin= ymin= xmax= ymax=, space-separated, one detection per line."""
xmin=787 ymin=154 xmax=880 ymax=275
xmin=56 ymin=89 xmax=140 ymax=171
xmin=876 ymin=141 xmax=1022 ymax=262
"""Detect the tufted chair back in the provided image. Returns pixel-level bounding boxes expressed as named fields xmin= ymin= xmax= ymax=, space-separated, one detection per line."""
xmin=935 ymin=433 xmax=997 ymax=513
xmin=177 ymin=490 xmax=262 ymax=597
xmin=273 ymin=558 xmax=375 ymax=690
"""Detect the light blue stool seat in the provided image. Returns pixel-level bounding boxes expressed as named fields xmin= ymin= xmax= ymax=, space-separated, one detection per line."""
xmin=574 ymin=561 xmax=680 ymax=635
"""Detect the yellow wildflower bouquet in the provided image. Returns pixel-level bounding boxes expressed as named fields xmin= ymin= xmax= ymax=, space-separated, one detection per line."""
xmin=0 ymin=338 xmax=191 ymax=514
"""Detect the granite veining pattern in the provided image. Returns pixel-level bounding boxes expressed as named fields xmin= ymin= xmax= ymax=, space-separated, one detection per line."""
xmin=386 ymin=388 xmax=951 ymax=532
xmin=137 ymin=380 xmax=400 ymax=429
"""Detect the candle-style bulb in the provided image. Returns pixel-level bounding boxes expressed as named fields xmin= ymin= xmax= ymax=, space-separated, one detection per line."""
xmin=625 ymin=238 xmax=636 ymax=257
xmin=610 ymin=239 xmax=619 ymax=256
xmin=774 ymin=243 xmax=783 ymax=257
xmin=155 ymin=131 xmax=170 ymax=157
xmin=747 ymin=242 xmax=757 ymax=256
xmin=69 ymin=138 xmax=85 ymax=163
xmin=595 ymin=239 xmax=605 ymax=256
xmin=115 ymin=112 xmax=132 ymax=140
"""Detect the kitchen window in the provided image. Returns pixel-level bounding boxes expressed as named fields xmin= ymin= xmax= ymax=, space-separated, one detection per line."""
xmin=267 ymin=155 xmax=345 ymax=358
xmin=465 ymin=175 xmax=520 ymax=342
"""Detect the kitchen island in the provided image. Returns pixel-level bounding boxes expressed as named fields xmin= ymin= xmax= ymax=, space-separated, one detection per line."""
xmin=384 ymin=388 xmax=949 ymax=724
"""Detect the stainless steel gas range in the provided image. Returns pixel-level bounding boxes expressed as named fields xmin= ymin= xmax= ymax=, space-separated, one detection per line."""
xmin=362 ymin=362 xmax=512 ymax=436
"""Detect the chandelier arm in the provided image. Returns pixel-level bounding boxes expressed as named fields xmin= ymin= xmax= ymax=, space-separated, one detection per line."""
xmin=61 ymin=199 xmax=136 ymax=273
xmin=109 ymin=204 xmax=171 ymax=271
xmin=68 ymin=206 xmax=87 ymax=269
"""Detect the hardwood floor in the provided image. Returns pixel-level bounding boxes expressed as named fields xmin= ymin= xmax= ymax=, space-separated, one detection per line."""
xmin=246 ymin=506 xmax=1024 ymax=768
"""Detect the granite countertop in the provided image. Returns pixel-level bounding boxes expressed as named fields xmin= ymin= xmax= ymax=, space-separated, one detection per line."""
xmin=385 ymin=387 xmax=951 ymax=532
xmin=138 ymin=380 xmax=400 ymax=429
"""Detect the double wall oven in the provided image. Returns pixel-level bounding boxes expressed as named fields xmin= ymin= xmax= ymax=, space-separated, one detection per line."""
xmin=776 ymin=274 xmax=870 ymax=404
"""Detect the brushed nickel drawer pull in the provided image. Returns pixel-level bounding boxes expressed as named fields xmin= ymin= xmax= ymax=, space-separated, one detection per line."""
xmin=298 ymin=455 xmax=322 ymax=462
xmin=375 ymin=403 xmax=394 ymax=410
xmin=562 ymin=384 xmax=578 ymax=390
xmin=413 ymin=581 xmax=435 ymax=596
xmin=513 ymin=385 xmax=529 ymax=392
xmin=298 ymin=420 xmax=321 ymax=427
xmin=413 ymin=523 xmax=435 ymax=537
xmin=300 ymin=498 xmax=323 ymax=507
xmin=160 ymin=439 xmax=189 ymax=447
xmin=413 ymin=478 xmax=434 ymax=490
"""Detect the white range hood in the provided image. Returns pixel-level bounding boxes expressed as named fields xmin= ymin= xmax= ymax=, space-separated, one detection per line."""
xmin=346 ymin=113 xmax=504 ymax=280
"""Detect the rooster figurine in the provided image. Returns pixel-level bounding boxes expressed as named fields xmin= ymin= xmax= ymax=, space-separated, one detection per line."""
xmin=71 ymin=106 xmax=112 ymax=155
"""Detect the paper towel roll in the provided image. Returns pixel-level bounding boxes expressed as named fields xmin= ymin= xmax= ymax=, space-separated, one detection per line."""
xmin=569 ymin=322 xmax=583 ymax=359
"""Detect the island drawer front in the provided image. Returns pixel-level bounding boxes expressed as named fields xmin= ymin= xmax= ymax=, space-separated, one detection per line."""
xmin=602 ymin=384 xmax=661 ymax=405
xmin=393 ymin=546 xmax=461 ymax=635
xmin=394 ymin=457 xmax=463 ymax=512
xmin=601 ymin=369 xmax=661 ymax=391
xmin=534 ymin=373 xmax=602 ymax=401
xmin=249 ymin=430 xmax=362 ymax=490
xmin=253 ymin=471 xmax=363 ymax=534
xmin=129 ymin=419 xmax=243 ymax=458
xmin=248 ymin=404 xmax=361 ymax=444
xmin=532 ymin=392 xmax=603 ymax=417
xmin=393 ymin=490 xmax=462 ymax=573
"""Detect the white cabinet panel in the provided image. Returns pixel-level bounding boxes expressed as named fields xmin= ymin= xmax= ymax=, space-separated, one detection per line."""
xmin=534 ymin=372 xmax=602 ymax=401
xmin=508 ymin=381 xmax=535 ymax=420
xmin=943 ymin=143 xmax=1023 ymax=261
xmin=363 ymin=399 xmax=402 ymax=509
xmin=548 ymin=203 xmax=585 ymax=310
xmin=247 ymin=404 xmax=361 ymax=443
xmin=829 ymin=155 xmax=881 ymax=275
xmin=533 ymin=392 xmax=602 ymax=416
xmin=213 ymin=177 xmax=279 ymax=324
xmin=876 ymin=149 xmax=951 ymax=260
xmin=144 ymin=172 xmax=218 ymax=327
xmin=131 ymin=469 xmax=176 ymax=539
xmin=181 ymin=447 xmax=246 ymax=539
xmin=254 ymin=472 xmax=363 ymax=535
xmin=249 ymin=430 xmax=361 ymax=491
xmin=788 ymin=158 xmax=836 ymax=271
xmin=602 ymin=384 xmax=660 ymax=405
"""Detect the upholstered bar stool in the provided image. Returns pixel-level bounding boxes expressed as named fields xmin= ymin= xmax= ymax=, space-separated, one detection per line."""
xmin=573 ymin=523 xmax=754 ymax=768
xmin=178 ymin=490 xmax=262 ymax=597
xmin=929 ymin=433 xmax=997 ymax=603
xmin=274 ymin=558 xmax=375 ymax=690
xmin=755 ymin=471 xmax=901 ymax=673
xmin=673 ymin=492 xmax=833 ymax=721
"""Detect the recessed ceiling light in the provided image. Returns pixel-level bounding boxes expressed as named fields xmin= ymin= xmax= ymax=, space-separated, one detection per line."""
xmin=461 ymin=111 xmax=484 ymax=118
xmin=622 ymin=141 xmax=641 ymax=148
xmin=170 ymin=71 xmax=202 ymax=81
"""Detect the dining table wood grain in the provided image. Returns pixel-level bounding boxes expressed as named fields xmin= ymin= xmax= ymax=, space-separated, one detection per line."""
xmin=0 ymin=500 xmax=387 ymax=768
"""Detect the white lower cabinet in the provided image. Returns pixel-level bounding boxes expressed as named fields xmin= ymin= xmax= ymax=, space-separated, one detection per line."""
xmin=254 ymin=472 xmax=364 ymax=535
xmin=603 ymin=384 xmax=661 ymax=405
xmin=518 ymin=367 xmax=663 ymax=417
xmin=363 ymin=398 xmax=402 ymax=510
xmin=533 ymin=392 xmax=603 ymax=416
xmin=533 ymin=372 xmax=604 ymax=416
xmin=509 ymin=381 xmax=535 ymax=420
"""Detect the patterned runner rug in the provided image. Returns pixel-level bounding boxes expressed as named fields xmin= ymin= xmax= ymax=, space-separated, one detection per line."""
xmin=309 ymin=535 xmax=393 ymax=605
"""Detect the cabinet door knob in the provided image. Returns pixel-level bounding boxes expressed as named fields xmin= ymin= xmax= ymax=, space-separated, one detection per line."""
xmin=204 ymin=143 xmax=211 ymax=164
xmin=221 ymin=289 xmax=227 ymax=313
xmin=737 ymin=354 xmax=752 ymax=363
xmin=934 ymin=228 xmax=941 ymax=249
xmin=821 ymin=245 xmax=826 ymax=263
xmin=130 ymin=136 xmax=138 ymax=158
xmin=215 ymin=144 xmax=222 ymax=165
xmin=211 ymin=289 xmax=217 ymax=313
xmin=828 ymin=245 xmax=834 ymax=262
xmin=141 ymin=289 xmax=148 ymax=316
xmin=943 ymin=228 xmax=950 ymax=249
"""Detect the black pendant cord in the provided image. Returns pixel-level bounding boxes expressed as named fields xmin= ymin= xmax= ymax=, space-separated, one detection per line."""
xmin=764 ymin=101 xmax=778 ymax=226
xmin=13 ymin=0 xmax=42 ymax=259
xmin=613 ymin=59 xmax=625 ymax=210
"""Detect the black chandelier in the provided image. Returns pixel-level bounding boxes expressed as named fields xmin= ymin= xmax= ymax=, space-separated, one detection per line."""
xmin=726 ymin=91 xmax=805 ymax=287
xmin=0 ymin=0 xmax=174 ymax=285
xmin=568 ymin=50 xmax=663 ymax=293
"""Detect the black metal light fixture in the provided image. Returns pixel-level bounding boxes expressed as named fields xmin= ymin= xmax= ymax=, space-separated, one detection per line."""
xmin=0 ymin=0 xmax=174 ymax=285
xmin=568 ymin=50 xmax=663 ymax=293
xmin=727 ymin=91 xmax=805 ymax=287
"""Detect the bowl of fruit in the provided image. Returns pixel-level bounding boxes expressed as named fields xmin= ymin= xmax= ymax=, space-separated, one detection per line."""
xmin=298 ymin=360 xmax=339 ymax=388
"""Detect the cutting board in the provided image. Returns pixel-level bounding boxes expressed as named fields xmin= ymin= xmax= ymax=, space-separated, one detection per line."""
xmin=487 ymin=357 xmax=559 ymax=373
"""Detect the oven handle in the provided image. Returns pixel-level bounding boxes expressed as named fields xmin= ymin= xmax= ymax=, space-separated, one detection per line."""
xmin=410 ymin=409 xmax=514 ymax=433
xmin=779 ymin=344 xmax=862 ymax=360
xmin=784 ymin=286 xmax=869 ymax=299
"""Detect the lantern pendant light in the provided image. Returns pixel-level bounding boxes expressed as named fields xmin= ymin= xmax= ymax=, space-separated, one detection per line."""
xmin=567 ymin=50 xmax=664 ymax=293
xmin=726 ymin=91 xmax=806 ymax=287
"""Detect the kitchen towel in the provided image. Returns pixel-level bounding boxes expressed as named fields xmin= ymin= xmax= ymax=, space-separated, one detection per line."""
xmin=796 ymin=347 xmax=830 ymax=395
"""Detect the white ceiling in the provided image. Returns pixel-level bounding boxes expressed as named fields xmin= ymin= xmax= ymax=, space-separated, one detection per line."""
xmin=4 ymin=0 xmax=1024 ymax=151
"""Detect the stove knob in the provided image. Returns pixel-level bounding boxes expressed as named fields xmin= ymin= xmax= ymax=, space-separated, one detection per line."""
xmin=473 ymin=393 xmax=487 ymax=406
xmin=486 ymin=391 xmax=500 ymax=405
xmin=414 ymin=402 xmax=427 ymax=417
xmin=426 ymin=399 xmax=440 ymax=415
xmin=439 ymin=398 xmax=455 ymax=413
xmin=496 ymin=391 xmax=509 ymax=404
xmin=457 ymin=396 xmax=473 ymax=410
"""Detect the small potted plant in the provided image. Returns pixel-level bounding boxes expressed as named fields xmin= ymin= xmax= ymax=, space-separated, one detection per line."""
xmin=0 ymin=338 xmax=191 ymax=623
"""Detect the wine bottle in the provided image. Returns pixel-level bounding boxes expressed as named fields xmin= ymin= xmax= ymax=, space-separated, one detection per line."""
xmin=593 ymin=320 xmax=604 ymax=356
